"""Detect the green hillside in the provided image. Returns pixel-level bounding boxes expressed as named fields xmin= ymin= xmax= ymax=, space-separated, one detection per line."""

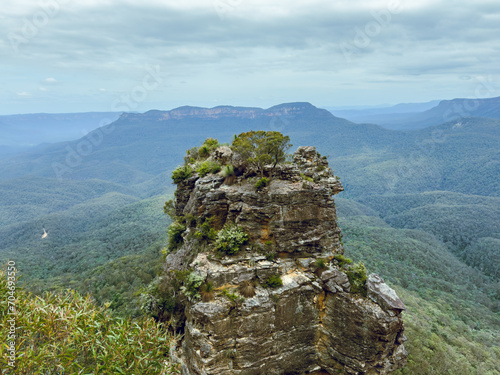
xmin=336 ymin=198 xmax=500 ymax=374
xmin=0 ymin=176 xmax=140 ymax=226
xmin=356 ymin=191 xmax=500 ymax=279
xmin=0 ymin=194 xmax=171 ymax=302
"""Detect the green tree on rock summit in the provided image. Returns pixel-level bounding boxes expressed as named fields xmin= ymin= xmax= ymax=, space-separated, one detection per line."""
xmin=231 ymin=131 xmax=292 ymax=176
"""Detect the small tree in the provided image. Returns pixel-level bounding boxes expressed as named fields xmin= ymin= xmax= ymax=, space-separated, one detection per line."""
xmin=163 ymin=199 xmax=175 ymax=219
xmin=232 ymin=131 xmax=292 ymax=176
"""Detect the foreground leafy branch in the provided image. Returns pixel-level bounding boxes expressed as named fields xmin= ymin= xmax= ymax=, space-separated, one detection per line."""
xmin=0 ymin=266 xmax=180 ymax=374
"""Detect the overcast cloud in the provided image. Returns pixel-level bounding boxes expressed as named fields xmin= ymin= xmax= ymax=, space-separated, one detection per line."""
xmin=1 ymin=0 xmax=499 ymax=114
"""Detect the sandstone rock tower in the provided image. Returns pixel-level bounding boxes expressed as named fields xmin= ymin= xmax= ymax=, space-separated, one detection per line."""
xmin=164 ymin=138 xmax=407 ymax=375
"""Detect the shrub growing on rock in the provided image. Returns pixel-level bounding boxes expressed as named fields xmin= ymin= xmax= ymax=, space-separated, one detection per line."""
xmin=167 ymin=221 xmax=186 ymax=252
xmin=194 ymin=217 xmax=217 ymax=242
xmin=180 ymin=272 xmax=205 ymax=301
xmin=163 ymin=199 xmax=175 ymax=218
xmin=262 ymin=240 xmax=276 ymax=261
xmin=300 ymin=173 xmax=314 ymax=183
xmin=222 ymin=164 xmax=234 ymax=177
xmin=332 ymin=255 xmax=367 ymax=296
xmin=221 ymin=288 xmax=245 ymax=304
xmin=140 ymin=276 xmax=176 ymax=319
xmin=345 ymin=262 xmax=368 ymax=297
xmin=255 ymin=177 xmax=269 ymax=190
xmin=196 ymin=138 xmax=220 ymax=159
xmin=200 ymin=138 xmax=220 ymax=155
xmin=263 ymin=275 xmax=283 ymax=288
xmin=185 ymin=146 xmax=199 ymax=164
xmin=333 ymin=254 xmax=352 ymax=268
xmin=196 ymin=160 xmax=221 ymax=177
xmin=172 ymin=165 xmax=193 ymax=183
xmin=214 ymin=225 xmax=248 ymax=255
xmin=314 ymin=258 xmax=328 ymax=269
xmin=222 ymin=164 xmax=236 ymax=185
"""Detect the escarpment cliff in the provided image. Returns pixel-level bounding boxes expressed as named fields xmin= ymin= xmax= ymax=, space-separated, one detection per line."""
xmin=162 ymin=137 xmax=407 ymax=375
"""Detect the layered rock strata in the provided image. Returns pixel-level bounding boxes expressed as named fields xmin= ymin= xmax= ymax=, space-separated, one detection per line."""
xmin=166 ymin=146 xmax=407 ymax=374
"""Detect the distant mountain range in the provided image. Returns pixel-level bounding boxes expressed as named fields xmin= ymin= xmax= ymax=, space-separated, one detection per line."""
xmin=3 ymin=96 xmax=498 ymax=156
xmin=330 ymin=96 xmax=500 ymax=130
xmin=0 ymin=101 xmax=497 ymax=197
xmin=0 ymin=112 xmax=120 ymax=150
xmin=328 ymin=100 xmax=440 ymax=116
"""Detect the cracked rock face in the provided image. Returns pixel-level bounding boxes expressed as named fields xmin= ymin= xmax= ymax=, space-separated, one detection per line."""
xmin=167 ymin=146 xmax=407 ymax=375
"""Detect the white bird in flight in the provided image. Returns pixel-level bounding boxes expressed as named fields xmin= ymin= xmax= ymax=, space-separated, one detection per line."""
xmin=41 ymin=228 xmax=48 ymax=239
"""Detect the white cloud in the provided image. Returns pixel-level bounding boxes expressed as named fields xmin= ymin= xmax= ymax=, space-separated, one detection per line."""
xmin=1 ymin=0 xmax=499 ymax=113
xmin=43 ymin=77 xmax=58 ymax=84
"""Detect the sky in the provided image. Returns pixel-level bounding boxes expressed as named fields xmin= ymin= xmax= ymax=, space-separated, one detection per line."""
xmin=1 ymin=0 xmax=500 ymax=114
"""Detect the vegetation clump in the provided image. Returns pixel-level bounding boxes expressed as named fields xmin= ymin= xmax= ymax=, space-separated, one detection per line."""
xmin=262 ymin=240 xmax=276 ymax=261
xmin=222 ymin=164 xmax=236 ymax=185
xmin=263 ymin=275 xmax=283 ymax=288
xmin=196 ymin=160 xmax=221 ymax=177
xmin=255 ymin=177 xmax=269 ymax=190
xmin=185 ymin=138 xmax=220 ymax=164
xmin=163 ymin=199 xmax=175 ymax=218
xmin=314 ymin=258 xmax=328 ymax=269
xmin=332 ymin=254 xmax=367 ymax=296
xmin=194 ymin=217 xmax=218 ymax=242
xmin=333 ymin=254 xmax=353 ymax=268
xmin=179 ymin=138 xmax=222 ymax=179
xmin=198 ymin=138 xmax=220 ymax=159
xmin=140 ymin=276 xmax=176 ymax=319
xmin=140 ymin=269 xmax=209 ymax=323
xmin=214 ymin=225 xmax=248 ymax=255
xmin=300 ymin=173 xmax=314 ymax=182
xmin=180 ymin=272 xmax=205 ymax=301
xmin=314 ymin=258 xmax=328 ymax=275
xmin=222 ymin=164 xmax=234 ymax=177
xmin=344 ymin=262 xmax=368 ymax=297
xmin=224 ymin=349 xmax=238 ymax=359
xmin=171 ymin=165 xmax=193 ymax=183
xmin=221 ymin=288 xmax=245 ymax=304
xmin=167 ymin=220 xmax=186 ymax=252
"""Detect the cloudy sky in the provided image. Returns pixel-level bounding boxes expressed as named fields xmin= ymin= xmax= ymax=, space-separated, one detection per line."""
xmin=1 ymin=0 xmax=499 ymax=114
